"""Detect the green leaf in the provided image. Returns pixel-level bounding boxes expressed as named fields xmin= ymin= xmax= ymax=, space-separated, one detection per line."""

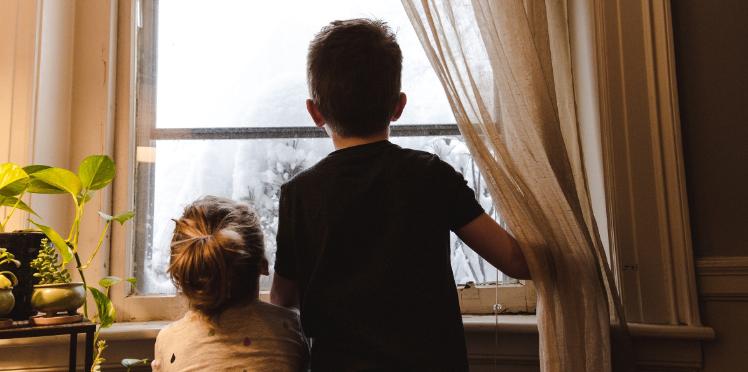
xmin=0 ymin=271 xmax=18 ymax=288
xmin=23 ymin=165 xmax=51 ymax=174
xmin=29 ymin=220 xmax=73 ymax=264
xmin=0 ymin=196 xmax=38 ymax=216
xmin=29 ymin=167 xmax=81 ymax=197
xmin=0 ymin=248 xmax=21 ymax=268
xmin=26 ymin=178 xmax=66 ymax=194
xmin=77 ymin=191 xmax=93 ymax=204
xmin=78 ymin=155 xmax=115 ymax=191
xmin=0 ymin=163 xmax=28 ymax=196
xmin=121 ymin=358 xmax=150 ymax=368
xmin=0 ymin=178 xmax=29 ymax=197
xmin=98 ymin=211 xmax=135 ymax=225
xmin=99 ymin=276 xmax=122 ymax=288
xmin=88 ymin=286 xmax=116 ymax=328
xmin=126 ymin=277 xmax=137 ymax=291
xmin=23 ymin=165 xmax=65 ymax=194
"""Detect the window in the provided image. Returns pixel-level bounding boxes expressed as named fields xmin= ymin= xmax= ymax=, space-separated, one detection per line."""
xmin=132 ymin=0 xmax=514 ymax=296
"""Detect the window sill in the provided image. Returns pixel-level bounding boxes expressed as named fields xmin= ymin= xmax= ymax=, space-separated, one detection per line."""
xmin=462 ymin=314 xmax=538 ymax=333
xmin=462 ymin=314 xmax=715 ymax=340
xmin=0 ymin=316 xmax=715 ymax=372
xmin=0 ymin=315 xmax=714 ymax=348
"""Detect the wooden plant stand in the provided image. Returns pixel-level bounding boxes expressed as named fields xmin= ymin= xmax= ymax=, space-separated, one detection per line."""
xmin=0 ymin=319 xmax=96 ymax=371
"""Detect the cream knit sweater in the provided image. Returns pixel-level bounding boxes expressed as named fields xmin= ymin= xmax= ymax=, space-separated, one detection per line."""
xmin=152 ymin=300 xmax=308 ymax=371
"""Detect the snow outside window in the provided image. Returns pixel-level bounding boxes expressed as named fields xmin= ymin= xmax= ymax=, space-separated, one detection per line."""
xmin=134 ymin=0 xmax=512 ymax=295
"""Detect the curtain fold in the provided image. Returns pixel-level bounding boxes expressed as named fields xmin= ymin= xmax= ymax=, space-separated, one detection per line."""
xmin=401 ymin=1 xmax=631 ymax=371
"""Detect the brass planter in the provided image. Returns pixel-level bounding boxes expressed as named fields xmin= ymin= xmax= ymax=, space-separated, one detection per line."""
xmin=31 ymin=282 xmax=85 ymax=314
xmin=0 ymin=288 xmax=14 ymax=317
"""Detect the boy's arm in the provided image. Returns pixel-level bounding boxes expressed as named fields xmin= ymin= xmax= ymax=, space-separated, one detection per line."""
xmin=433 ymin=156 xmax=531 ymax=280
xmin=271 ymin=183 xmax=301 ymax=308
xmin=270 ymin=273 xmax=300 ymax=308
xmin=456 ymin=213 xmax=531 ymax=280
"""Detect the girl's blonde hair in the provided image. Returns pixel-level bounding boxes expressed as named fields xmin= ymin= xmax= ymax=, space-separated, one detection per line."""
xmin=168 ymin=196 xmax=265 ymax=317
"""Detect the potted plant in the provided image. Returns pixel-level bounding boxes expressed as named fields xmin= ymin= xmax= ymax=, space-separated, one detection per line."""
xmin=28 ymin=238 xmax=85 ymax=323
xmin=26 ymin=155 xmax=134 ymax=316
xmin=0 ymin=163 xmax=47 ymax=320
xmin=0 ymin=247 xmax=20 ymax=328
xmin=25 ymin=155 xmax=134 ymax=371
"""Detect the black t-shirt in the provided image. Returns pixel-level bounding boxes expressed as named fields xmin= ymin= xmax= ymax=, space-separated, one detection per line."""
xmin=275 ymin=140 xmax=483 ymax=371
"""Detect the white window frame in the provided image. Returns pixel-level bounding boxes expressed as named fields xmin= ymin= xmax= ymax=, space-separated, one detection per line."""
xmin=110 ymin=0 xmax=536 ymax=321
xmin=109 ymin=0 xmax=701 ymax=327
xmin=589 ymin=0 xmax=699 ymax=325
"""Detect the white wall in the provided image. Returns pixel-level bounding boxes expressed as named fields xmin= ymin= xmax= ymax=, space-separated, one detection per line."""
xmin=0 ymin=0 xmax=40 ymax=231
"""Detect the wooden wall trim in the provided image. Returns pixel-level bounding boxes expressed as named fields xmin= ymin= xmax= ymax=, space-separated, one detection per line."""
xmin=696 ymin=256 xmax=748 ymax=301
xmin=592 ymin=0 xmax=700 ymax=325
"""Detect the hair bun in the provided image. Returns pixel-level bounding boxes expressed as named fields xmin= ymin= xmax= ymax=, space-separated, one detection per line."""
xmin=214 ymin=228 xmax=244 ymax=248
xmin=168 ymin=196 xmax=265 ymax=317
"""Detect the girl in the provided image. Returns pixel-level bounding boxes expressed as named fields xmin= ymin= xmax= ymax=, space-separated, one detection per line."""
xmin=152 ymin=196 xmax=308 ymax=371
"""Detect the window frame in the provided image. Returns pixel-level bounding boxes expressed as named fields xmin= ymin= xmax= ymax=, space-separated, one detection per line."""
xmin=111 ymin=0 xmax=535 ymax=321
xmin=111 ymin=0 xmax=699 ymax=326
xmin=588 ymin=0 xmax=700 ymax=325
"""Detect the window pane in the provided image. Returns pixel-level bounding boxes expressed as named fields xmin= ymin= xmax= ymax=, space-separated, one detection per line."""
xmin=135 ymin=1 xmax=508 ymax=296
xmin=134 ymin=137 xmax=505 ymax=295
xmin=154 ymin=0 xmax=455 ymax=128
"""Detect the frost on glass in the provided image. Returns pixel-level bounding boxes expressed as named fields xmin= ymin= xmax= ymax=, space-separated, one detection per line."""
xmin=142 ymin=139 xmax=331 ymax=294
xmin=138 ymin=137 xmax=506 ymax=294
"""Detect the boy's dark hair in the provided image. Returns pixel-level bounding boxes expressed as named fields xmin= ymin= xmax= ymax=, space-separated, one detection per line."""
xmin=307 ymin=18 xmax=403 ymax=138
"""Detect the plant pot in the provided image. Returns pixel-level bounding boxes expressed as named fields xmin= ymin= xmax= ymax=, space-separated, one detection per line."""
xmin=0 ymin=231 xmax=43 ymax=320
xmin=31 ymin=282 xmax=86 ymax=315
xmin=0 ymin=288 xmax=14 ymax=317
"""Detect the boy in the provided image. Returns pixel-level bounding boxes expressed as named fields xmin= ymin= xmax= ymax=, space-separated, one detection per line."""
xmin=271 ymin=19 xmax=530 ymax=371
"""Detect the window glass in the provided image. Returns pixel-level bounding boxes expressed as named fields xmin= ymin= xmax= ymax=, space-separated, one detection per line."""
xmin=155 ymin=0 xmax=454 ymax=128
xmin=135 ymin=0 xmax=508 ymax=295
xmin=139 ymin=137 xmax=504 ymax=294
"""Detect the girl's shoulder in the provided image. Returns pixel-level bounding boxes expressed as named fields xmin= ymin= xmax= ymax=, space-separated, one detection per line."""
xmin=252 ymin=300 xmax=300 ymax=319
xmin=156 ymin=311 xmax=207 ymax=342
xmin=219 ymin=300 xmax=304 ymax=337
xmin=222 ymin=300 xmax=300 ymax=327
xmin=157 ymin=301 xmax=302 ymax=340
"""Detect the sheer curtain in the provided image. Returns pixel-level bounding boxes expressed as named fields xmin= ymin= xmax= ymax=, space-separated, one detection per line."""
xmin=401 ymin=1 xmax=630 ymax=371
